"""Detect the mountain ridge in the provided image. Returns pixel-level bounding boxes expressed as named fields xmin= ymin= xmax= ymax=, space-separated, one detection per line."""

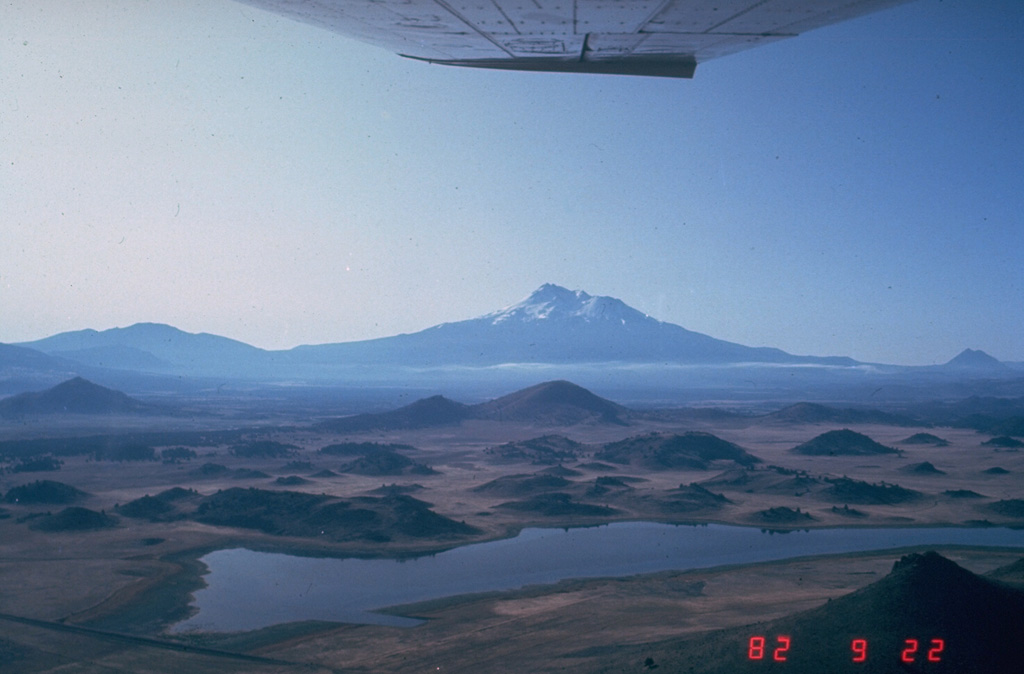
xmin=9 ymin=285 xmax=1017 ymax=389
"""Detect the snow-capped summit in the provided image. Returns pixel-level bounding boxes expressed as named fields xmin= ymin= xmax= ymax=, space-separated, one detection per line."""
xmin=487 ymin=284 xmax=653 ymax=326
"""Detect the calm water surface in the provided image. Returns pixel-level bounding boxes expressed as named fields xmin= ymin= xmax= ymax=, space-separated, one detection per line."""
xmin=173 ymin=522 xmax=1024 ymax=632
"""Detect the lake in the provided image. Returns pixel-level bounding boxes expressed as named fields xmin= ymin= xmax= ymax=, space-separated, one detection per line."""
xmin=172 ymin=522 xmax=1024 ymax=632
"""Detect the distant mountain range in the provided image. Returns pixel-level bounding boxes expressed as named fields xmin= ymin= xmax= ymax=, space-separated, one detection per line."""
xmin=4 ymin=284 xmax=1020 ymax=396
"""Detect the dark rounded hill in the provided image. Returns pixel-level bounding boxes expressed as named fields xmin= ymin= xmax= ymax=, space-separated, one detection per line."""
xmin=486 ymin=434 xmax=586 ymax=464
xmin=194 ymin=487 xmax=475 ymax=541
xmin=603 ymin=551 xmax=1024 ymax=673
xmin=791 ymin=429 xmax=899 ymax=456
xmin=472 ymin=473 xmax=572 ymax=497
xmin=29 ymin=507 xmax=117 ymax=532
xmin=338 ymin=448 xmax=437 ymax=476
xmin=0 ymin=377 xmax=152 ymax=416
xmin=766 ymin=402 xmax=911 ymax=426
xmin=900 ymin=461 xmax=946 ymax=475
xmin=899 ymin=432 xmax=949 ymax=446
xmin=318 ymin=395 xmax=472 ymax=432
xmin=595 ymin=432 xmax=761 ymax=471
xmin=474 ymin=380 xmax=629 ymax=425
xmin=982 ymin=435 xmax=1024 ymax=448
xmin=3 ymin=480 xmax=89 ymax=505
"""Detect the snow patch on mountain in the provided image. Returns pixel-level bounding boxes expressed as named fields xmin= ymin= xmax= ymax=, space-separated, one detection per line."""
xmin=486 ymin=283 xmax=655 ymax=327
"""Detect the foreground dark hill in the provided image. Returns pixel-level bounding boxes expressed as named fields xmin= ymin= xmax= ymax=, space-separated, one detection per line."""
xmin=320 ymin=380 xmax=628 ymax=431
xmin=597 ymin=551 xmax=1024 ymax=673
xmin=0 ymin=377 xmax=153 ymax=417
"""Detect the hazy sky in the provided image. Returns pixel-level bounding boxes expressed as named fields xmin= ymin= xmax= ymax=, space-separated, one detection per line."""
xmin=2 ymin=0 xmax=1022 ymax=365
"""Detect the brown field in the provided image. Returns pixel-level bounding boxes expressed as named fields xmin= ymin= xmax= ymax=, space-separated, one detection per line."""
xmin=1 ymin=409 xmax=1022 ymax=672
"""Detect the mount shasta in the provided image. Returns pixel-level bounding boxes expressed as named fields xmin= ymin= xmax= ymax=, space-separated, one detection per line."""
xmin=7 ymin=284 xmax=1018 ymax=396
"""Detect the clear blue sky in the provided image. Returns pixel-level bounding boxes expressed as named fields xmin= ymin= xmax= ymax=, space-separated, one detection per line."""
xmin=2 ymin=0 xmax=1022 ymax=365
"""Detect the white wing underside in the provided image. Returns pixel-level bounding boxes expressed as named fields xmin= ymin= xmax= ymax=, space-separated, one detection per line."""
xmin=234 ymin=0 xmax=910 ymax=78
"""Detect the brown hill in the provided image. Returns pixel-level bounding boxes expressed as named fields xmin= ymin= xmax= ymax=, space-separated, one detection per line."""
xmin=595 ymin=551 xmax=1024 ymax=673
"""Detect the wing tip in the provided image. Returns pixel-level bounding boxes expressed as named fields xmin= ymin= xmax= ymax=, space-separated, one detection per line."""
xmin=401 ymin=55 xmax=697 ymax=79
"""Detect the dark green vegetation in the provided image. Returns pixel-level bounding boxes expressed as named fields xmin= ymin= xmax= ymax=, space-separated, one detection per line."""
xmin=496 ymin=492 xmax=618 ymax=517
xmin=899 ymin=432 xmax=949 ymax=446
xmin=3 ymin=480 xmax=88 ymax=505
xmin=595 ymin=432 xmax=761 ymax=470
xmin=831 ymin=504 xmax=868 ymax=518
xmin=8 ymin=456 xmax=63 ymax=473
xmin=486 ymin=434 xmax=585 ymax=464
xmin=0 ymin=428 xmax=246 ymax=460
xmin=472 ymin=473 xmax=571 ymax=497
xmin=943 ymin=489 xmax=985 ymax=499
xmin=160 ymin=447 xmax=197 ymax=462
xmin=986 ymin=499 xmax=1024 ymax=518
xmin=753 ymin=506 xmax=814 ymax=524
xmin=230 ymin=441 xmax=298 ymax=458
xmin=653 ymin=483 xmax=731 ymax=513
xmin=274 ymin=475 xmax=309 ymax=486
xmin=699 ymin=466 xmax=821 ymax=495
xmin=190 ymin=462 xmax=229 ymax=477
xmin=823 ymin=477 xmax=921 ymax=505
xmin=318 ymin=441 xmax=418 ymax=456
xmin=791 ymin=429 xmax=899 ymax=456
xmin=116 ymin=488 xmax=200 ymax=522
xmin=194 ymin=487 xmax=477 ymax=541
xmin=93 ymin=443 xmax=156 ymax=462
xmin=338 ymin=448 xmax=437 ymax=476
xmin=28 ymin=507 xmax=118 ymax=532
xmin=900 ymin=461 xmax=946 ymax=475
xmin=982 ymin=435 xmax=1024 ymax=448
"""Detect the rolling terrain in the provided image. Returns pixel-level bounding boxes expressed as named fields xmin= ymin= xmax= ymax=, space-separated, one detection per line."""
xmin=0 ymin=372 xmax=1022 ymax=672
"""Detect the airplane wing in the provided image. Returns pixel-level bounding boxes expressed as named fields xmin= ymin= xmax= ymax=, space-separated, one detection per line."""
xmin=233 ymin=0 xmax=911 ymax=78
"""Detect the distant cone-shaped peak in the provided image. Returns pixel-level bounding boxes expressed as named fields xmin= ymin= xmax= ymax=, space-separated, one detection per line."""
xmin=488 ymin=284 xmax=650 ymax=326
xmin=945 ymin=348 xmax=1007 ymax=370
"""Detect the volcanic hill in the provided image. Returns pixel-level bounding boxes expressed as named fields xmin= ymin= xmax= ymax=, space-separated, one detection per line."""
xmin=595 ymin=432 xmax=761 ymax=471
xmin=319 ymin=380 xmax=629 ymax=431
xmin=474 ymin=380 xmax=630 ymax=425
xmin=0 ymin=377 xmax=152 ymax=416
xmin=791 ymin=429 xmax=899 ymax=456
xmin=596 ymin=551 xmax=1024 ymax=673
